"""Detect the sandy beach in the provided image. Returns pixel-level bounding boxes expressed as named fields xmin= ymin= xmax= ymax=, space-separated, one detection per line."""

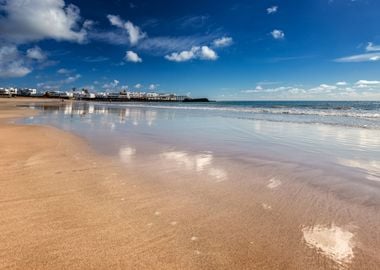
xmin=1 ymin=98 xmax=380 ymax=269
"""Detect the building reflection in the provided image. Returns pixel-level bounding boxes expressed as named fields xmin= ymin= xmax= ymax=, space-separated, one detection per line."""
xmin=33 ymin=102 xmax=167 ymax=126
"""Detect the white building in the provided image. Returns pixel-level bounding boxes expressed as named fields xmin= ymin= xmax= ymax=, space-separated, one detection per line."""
xmin=146 ymin=92 xmax=159 ymax=100
xmin=18 ymin=88 xmax=37 ymax=96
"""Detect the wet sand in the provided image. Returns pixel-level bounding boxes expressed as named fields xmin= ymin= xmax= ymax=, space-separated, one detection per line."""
xmin=1 ymin=98 xmax=380 ymax=269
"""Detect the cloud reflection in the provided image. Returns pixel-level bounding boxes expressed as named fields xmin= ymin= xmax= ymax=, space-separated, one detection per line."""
xmin=160 ymin=151 xmax=227 ymax=181
xmin=119 ymin=146 xmax=136 ymax=163
xmin=337 ymin=158 xmax=380 ymax=182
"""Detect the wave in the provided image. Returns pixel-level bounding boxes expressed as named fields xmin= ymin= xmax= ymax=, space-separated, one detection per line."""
xmin=104 ymin=103 xmax=380 ymax=119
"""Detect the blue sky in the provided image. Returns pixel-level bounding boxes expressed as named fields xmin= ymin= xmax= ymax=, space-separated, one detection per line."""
xmin=1 ymin=0 xmax=380 ymax=100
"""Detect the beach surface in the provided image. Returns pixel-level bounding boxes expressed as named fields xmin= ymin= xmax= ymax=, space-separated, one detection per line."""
xmin=1 ymin=98 xmax=380 ymax=269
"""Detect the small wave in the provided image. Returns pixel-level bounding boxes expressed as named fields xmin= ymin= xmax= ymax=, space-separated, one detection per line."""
xmin=105 ymin=103 xmax=380 ymax=119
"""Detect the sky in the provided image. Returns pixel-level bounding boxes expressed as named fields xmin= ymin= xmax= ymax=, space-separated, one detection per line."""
xmin=1 ymin=0 xmax=380 ymax=100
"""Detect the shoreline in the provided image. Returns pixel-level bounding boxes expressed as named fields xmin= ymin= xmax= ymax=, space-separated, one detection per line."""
xmin=1 ymin=98 xmax=380 ymax=269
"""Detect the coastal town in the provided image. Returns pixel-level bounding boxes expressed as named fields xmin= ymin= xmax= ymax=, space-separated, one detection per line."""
xmin=0 ymin=87 xmax=209 ymax=102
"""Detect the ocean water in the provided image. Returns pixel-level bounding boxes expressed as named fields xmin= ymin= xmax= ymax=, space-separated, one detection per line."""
xmin=106 ymin=100 xmax=380 ymax=129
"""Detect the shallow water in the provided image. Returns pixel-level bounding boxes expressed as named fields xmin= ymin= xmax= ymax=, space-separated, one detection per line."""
xmin=20 ymin=101 xmax=380 ymax=268
xmin=22 ymin=101 xmax=380 ymax=183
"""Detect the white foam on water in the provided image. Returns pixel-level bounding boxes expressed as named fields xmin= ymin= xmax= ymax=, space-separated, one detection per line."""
xmin=302 ymin=224 xmax=355 ymax=265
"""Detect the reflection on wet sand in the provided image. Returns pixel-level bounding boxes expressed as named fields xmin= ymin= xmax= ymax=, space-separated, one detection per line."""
xmin=302 ymin=224 xmax=355 ymax=267
xmin=160 ymin=151 xmax=227 ymax=182
xmin=34 ymin=102 xmax=161 ymax=126
xmin=337 ymin=159 xmax=380 ymax=182
xmin=119 ymin=146 xmax=136 ymax=163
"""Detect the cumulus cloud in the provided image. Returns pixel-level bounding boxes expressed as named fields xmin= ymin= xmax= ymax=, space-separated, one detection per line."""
xmin=271 ymin=29 xmax=285 ymax=40
xmin=103 ymin=79 xmax=120 ymax=89
xmin=267 ymin=6 xmax=278 ymax=14
xmin=0 ymin=0 xmax=87 ymax=44
xmin=0 ymin=45 xmax=31 ymax=78
xmin=213 ymin=37 xmax=233 ymax=48
xmin=135 ymin=83 xmax=142 ymax=89
xmin=124 ymin=50 xmax=142 ymax=62
xmin=238 ymin=80 xmax=380 ymax=100
xmin=165 ymin=46 xmax=217 ymax=62
xmin=107 ymin=14 xmax=146 ymax=45
xmin=200 ymin=46 xmax=218 ymax=60
xmin=26 ymin=46 xmax=47 ymax=61
xmin=165 ymin=46 xmax=199 ymax=62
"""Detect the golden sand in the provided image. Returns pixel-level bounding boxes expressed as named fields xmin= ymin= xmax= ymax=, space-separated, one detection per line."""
xmin=0 ymin=98 xmax=380 ymax=269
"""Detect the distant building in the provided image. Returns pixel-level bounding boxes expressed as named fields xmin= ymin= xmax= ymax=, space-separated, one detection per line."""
xmin=18 ymin=88 xmax=37 ymax=96
xmin=146 ymin=92 xmax=159 ymax=100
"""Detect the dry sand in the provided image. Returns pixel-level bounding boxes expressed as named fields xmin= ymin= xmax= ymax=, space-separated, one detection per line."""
xmin=1 ymin=98 xmax=380 ymax=269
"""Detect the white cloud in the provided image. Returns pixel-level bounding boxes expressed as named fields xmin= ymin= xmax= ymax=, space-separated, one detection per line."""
xmin=0 ymin=0 xmax=87 ymax=44
xmin=26 ymin=46 xmax=47 ymax=61
xmin=0 ymin=45 xmax=31 ymax=78
xmin=309 ymin=84 xmax=337 ymax=93
xmin=366 ymin=42 xmax=380 ymax=52
xmin=200 ymin=46 xmax=218 ymax=60
xmin=336 ymin=81 xmax=348 ymax=86
xmin=63 ymin=74 xmax=81 ymax=84
xmin=37 ymin=73 xmax=81 ymax=89
xmin=136 ymin=34 xmax=218 ymax=54
xmin=237 ymin=81 xmax=380 ymax=100
xmin=148 ymin=84 xmax=158 ymax=90
xmin=271 ymin=29 xmax=285 ymax=40
xmin=165 ymin=46 xmax=217 ymax=62
xmin=213 ymin=37 xmax=233 ymax=47
xmin=355 ymin=80 xmax=380 ymax=85
xmin=267 ymin=6 xmax=278 ymax=14
xmin=103 ymin=79 xmax=120 ymax=89
xmin=335 ymin=52 xmax=380 ymax=62
xmin=241 ymin=85 xmax=264 ymax=93
xmin=107 ymin=14 xmax=146 ymax=45
xmin=124 ymin=50 xmax=142 ymax=62
xmin=165 ymin=46 xmax=199 ymax=62
xmin=57 ymin=68 xmax=73 ymax=74
xmin=135 ymin=83 xmax=142 ymax=89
